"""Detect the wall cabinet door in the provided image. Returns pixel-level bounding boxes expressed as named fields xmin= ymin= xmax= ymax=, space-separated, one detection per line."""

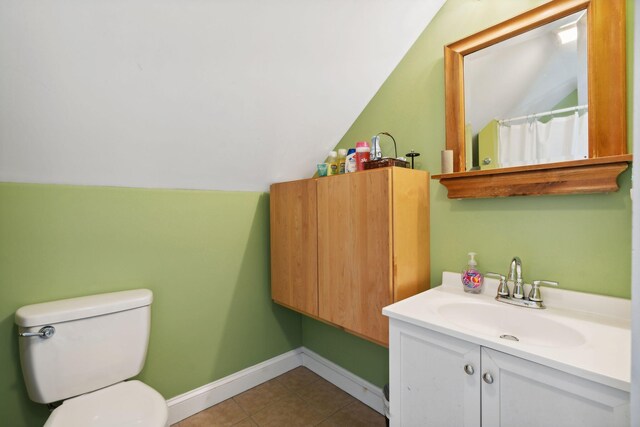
xmin=389 ymin=320 xmax=480 ymax=427
xmin=270 ymin=179 xmax=318 ymax=316
xmin=271 ymin=167 xmax=429 ymax=345
xmin=317 ymin=168 xmax=393 ymax=344
xmin=481 ymin=347 xmax=630 ymax=427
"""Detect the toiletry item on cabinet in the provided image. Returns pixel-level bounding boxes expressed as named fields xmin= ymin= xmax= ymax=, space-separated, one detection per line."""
xmin=461 ymin=252 xmax=483 ymax=293
xmin=345 ymin=148 xmax=357 ymax=173
xmin=337 ymin=149 xmax=347 ymax=174
xmin=317 ymin=163 xmax=328 ymax=177
xmin=326 ymin=151 xmax=338 ymax=176
xmin=355 ymin=141 xmax=370 ymax=171
xmin=371 ymin=135 xmax=382 ymax=160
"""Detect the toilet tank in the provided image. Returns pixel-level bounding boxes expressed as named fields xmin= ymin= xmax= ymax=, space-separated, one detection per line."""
xmin=15 ymin=289 xmax=153 ymax=404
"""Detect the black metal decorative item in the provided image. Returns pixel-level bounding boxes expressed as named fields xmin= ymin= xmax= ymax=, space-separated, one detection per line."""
xmin=406 ymin=150 xmax=421 ymax=169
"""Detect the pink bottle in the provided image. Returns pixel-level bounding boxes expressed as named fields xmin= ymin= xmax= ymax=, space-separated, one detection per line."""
xmin=355 ymin=141 xmax=370 ymax=171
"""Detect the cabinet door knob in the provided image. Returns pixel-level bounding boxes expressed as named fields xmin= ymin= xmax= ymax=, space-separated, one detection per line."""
xmin=482 ymin=372 xmax=494 ymax=384
xmin=463 ymin=364 xmax=474 ymax=375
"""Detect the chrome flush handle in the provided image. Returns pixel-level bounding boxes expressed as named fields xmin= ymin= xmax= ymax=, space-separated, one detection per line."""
xmin=19 ymin=326 xmax=55 ymax=339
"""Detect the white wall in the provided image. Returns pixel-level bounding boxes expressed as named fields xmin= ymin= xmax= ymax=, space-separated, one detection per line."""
xmin=0 ymin=0 xmax=444 ymax=192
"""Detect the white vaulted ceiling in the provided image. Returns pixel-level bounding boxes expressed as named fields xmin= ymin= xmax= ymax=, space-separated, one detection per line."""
xmin=0 ymin=0 xmax=445 ymax=192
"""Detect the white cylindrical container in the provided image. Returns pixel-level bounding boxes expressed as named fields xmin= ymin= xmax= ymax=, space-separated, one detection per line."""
xmin=441 ymin=150 xmax=454 ymax=174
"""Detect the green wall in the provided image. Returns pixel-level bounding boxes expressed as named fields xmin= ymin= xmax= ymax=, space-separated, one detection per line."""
xmin=0 ymin=1 xmax=634 ymax=423
xmin=303 ymin=0 xmax=634 ymax=388
xmin=553 ymin=89 xmax=579 ymax=111
xmin=0 ymin=183 xmax=301 ymax=426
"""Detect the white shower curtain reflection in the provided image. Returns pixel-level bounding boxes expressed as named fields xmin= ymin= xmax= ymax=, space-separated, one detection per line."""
xmin=498 ymin=111 xmax=588 ymax=167
xmin=498 ymin=120 xmax=537 ymax=167
xmin=535 ymin=111 xmax=588 ymax=163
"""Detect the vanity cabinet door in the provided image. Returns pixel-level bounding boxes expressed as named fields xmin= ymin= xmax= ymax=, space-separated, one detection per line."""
xmin=270 ymin=178 xmax=318 ymax=316
xmin=389 ymin=319 xmax=480 ymax=427
xmin=481 ymin=348 xmax=630 ymax=427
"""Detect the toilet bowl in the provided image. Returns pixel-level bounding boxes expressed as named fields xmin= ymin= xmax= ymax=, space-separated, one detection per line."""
xmin=45 ymin=381 xmax=168 ymax=427
xmin=15 ymin=289 xmax=169 ymax=427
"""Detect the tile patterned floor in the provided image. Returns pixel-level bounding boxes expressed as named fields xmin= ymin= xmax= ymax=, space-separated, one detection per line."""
xmin=172 ymin=367 xmax=386 ymax=427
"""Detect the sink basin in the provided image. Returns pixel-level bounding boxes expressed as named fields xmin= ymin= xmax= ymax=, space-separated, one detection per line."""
xmin=383 ymin=271 xmax=631 ymax=390
xmin=437 ymin=302 xmax=586 ymax=348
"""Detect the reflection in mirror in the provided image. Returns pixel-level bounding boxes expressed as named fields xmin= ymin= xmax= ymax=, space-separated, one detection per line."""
xmin=464 ymin=10 xmax=588 ymax=171
xmin=438 ymin=0 xmax=628 ymax=199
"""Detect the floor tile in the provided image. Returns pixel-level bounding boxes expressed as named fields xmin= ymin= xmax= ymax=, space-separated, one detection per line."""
xmin=250 ymin=394 xmax=325 ymax=427
xmin=233 ymin=379 xmax=292 ymax=414
xmin=298 ymin=378 xmax=356 ymax=417
xmin=179 ymin=398 xmax=249 ymax=427
xmin=274 ymin=366 xmax=322 ymax=395
xmin=317 ymin=400 xmax=386 ymax=427
xmin=170 ymin=367 xmax=384 ymax=427
xmin=233 ymin=418 xmax=258 ymax=426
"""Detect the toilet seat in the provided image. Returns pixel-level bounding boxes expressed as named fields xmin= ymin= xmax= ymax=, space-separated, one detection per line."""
xmin=44 ymin=380 xmax=168 ymax=427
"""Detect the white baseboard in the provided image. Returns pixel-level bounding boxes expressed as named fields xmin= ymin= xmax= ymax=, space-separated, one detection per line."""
xmin=301 ymin=347 xmax=384 ymax=415
xmin=166 ymin=346 xmax=385 ymax=424
xmin=166 ymin=348 xmax=302 ymax=424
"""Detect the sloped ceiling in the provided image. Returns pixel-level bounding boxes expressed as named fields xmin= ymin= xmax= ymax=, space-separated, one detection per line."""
xmin=0 ymin=0 xmax=445 ymax=192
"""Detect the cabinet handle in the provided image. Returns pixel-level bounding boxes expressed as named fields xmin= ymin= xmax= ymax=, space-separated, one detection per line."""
xmin=482 ymin=372 xmax=494 ymax=384
xmin=463 ymin=364 xmax=474 ymax=375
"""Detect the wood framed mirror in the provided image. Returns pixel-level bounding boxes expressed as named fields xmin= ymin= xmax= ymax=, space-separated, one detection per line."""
xmin=433 ymin=0 xmax=631 ymax=199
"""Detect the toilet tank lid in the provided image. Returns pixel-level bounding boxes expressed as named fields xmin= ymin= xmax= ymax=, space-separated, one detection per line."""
xmin=15 ymin=289 xmax=153 ymax=327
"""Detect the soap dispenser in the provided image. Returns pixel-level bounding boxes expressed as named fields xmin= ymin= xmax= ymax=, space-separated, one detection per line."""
xmin=461 ymin=252 xmax=484 ymax=294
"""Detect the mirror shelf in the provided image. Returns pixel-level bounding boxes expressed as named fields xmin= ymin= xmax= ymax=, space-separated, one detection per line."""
xmin=432 ymin=155 xmax=631 ymax=199
xmin=438 ymin=0 xmax=628 ymax=199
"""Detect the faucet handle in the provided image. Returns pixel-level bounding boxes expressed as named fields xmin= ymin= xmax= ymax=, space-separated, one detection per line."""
xmin=486 ymin=272 xmax=509 ymax=297
xmin=529 ymin=280 xmax=559 ymax=302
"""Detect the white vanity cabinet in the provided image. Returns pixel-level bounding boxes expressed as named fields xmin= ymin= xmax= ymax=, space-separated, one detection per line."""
xmin=481 ymin=346 xmax=629 ymax=427
xmin=389 ymin=320 xmax=480 ymax=427
xmin=389 ymin=318 xmax=630 ymax=427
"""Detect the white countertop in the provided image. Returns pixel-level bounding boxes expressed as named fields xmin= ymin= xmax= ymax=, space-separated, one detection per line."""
xmin=382 ymin=272 xmax=631 ymax=392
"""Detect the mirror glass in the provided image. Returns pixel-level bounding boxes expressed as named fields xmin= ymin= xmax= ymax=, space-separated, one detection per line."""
xmin=463 ymin=10 xmax=588 ymax=171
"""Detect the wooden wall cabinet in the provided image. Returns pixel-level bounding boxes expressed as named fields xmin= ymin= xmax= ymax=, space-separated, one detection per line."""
xmin=270 ymin=167 xmax=430 ymax=346
xmin=270 ymin=178 xmax=319 ymax=317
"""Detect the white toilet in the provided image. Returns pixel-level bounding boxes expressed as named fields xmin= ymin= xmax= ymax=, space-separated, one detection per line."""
xmin=15 ymin=289 xmax=169 ymax=427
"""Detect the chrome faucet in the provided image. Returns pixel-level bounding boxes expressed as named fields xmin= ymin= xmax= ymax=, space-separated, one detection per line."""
xmin=508 ymin=257 xmax=524 ymax=299
xmin=486 ymin=257 xmax=558 ymax=309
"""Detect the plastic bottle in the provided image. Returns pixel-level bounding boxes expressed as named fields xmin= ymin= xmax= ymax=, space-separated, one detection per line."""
xmin=371 ymin=135 xmax=382 ymax=160
xmin=345 ymin=148 xmax=357 ymax=173
xmin=461 ymin=252 xmax=484 ymax=294
xmin=326 ymin=151 xmax=338 ymax=176
xmin=355 ymin=141 xmax=370 ymax=171
xmin=337 ymin=149 xmax=347 ymax=174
